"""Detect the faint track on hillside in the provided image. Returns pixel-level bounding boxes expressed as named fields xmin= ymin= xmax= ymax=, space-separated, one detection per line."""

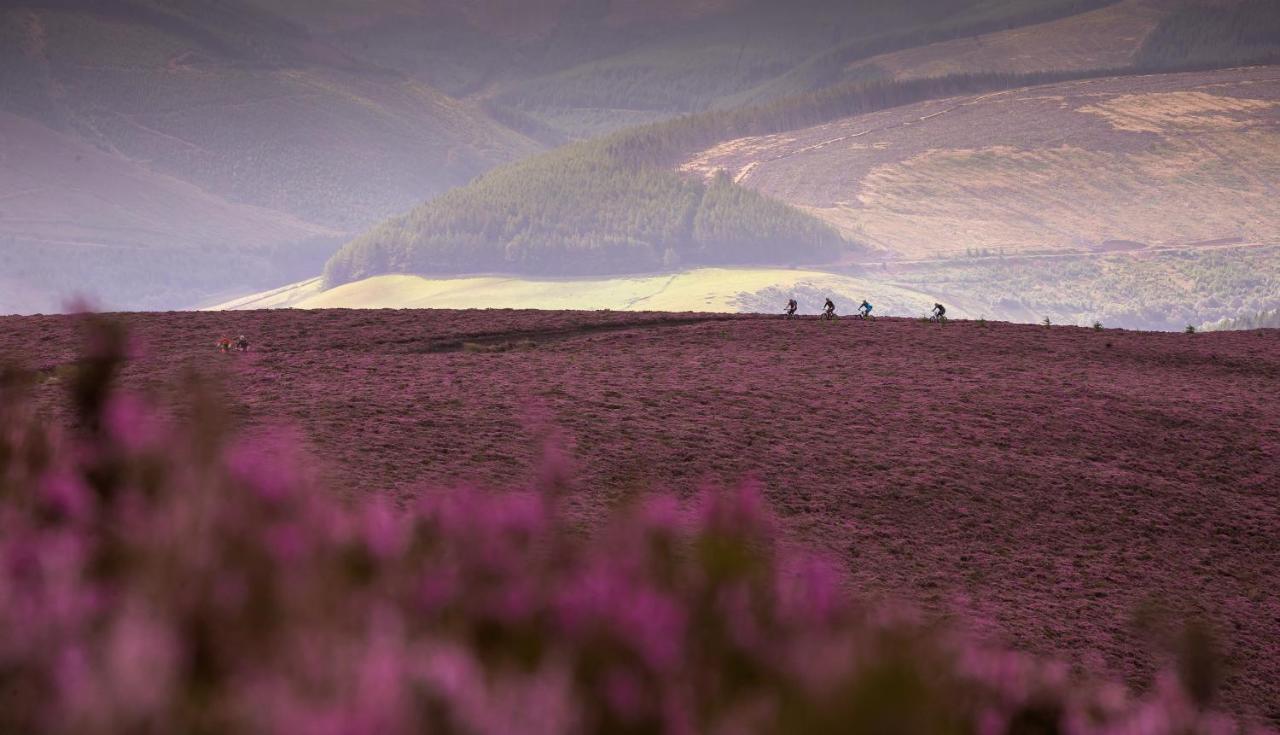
xmin=622 ymin=274 xmax=680 ymax=310
xmin=314 ymin=314 xmax=762 ymax=355
xmin=219 ymin=278 xmax=322 ymax=310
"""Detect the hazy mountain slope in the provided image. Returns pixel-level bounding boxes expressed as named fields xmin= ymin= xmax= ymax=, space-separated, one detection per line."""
xmin=881 ymin=243 xmax=1280 ymax=330
xmin=0 ymin=110 xmax=331 ymax=251
xmin=325 ymin=66 xmax=1144 ymax=289
xmin=0 ymin=5 xmax=541 ymax=229
xmin=0 ymin=110 xmax=342 ymax=314
xmin=0 ymin=2 xmax=544 ymax=312
xmin=1135 ymin=0 xmax=1280 ymax=69
xmin=682 ymin=66 xmax=1280 ymax=258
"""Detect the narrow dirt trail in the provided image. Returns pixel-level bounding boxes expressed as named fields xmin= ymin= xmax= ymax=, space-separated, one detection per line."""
xmin=325 ymin=312 xmax=760 ymax=354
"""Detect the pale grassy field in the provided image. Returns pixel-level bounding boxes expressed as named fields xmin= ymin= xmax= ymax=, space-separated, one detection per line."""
xmin=213 ymin=268 xmax=947 ymax=316
xmin=683 ymin=67 xmax=1280 ymax=259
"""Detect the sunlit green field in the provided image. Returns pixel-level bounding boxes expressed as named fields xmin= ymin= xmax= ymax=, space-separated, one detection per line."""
xmin=214 ymin=268 xmax=943 ymax=316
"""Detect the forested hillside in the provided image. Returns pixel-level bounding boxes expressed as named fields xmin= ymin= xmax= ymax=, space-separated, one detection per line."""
xmin=323 ymin=154 xmax=845 ymax=284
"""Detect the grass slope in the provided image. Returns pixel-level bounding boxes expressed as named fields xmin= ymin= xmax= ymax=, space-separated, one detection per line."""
xmin=3 ymin=310 xmax=1278 ymax=727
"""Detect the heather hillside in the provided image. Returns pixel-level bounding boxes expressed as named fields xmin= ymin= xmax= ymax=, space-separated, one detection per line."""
xmin=321 ymin=150 xmax=849 ymax=285
xmin=2 ymin=309 xmax=1277 ymax=726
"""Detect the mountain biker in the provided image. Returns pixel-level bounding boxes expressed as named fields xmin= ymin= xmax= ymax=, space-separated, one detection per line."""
xmin=931 ymin=303 xmax=947 ymax=321
xmin=858 ymin=300 xmax=873 ymax=319
xmin=823 ymin=298 xmax=836 ymax=318
xmin=217 ymin=336 xmax=233 ymax=353
xmin=785 ymin=299 xmax=798 ymax=318
xmin=234 ymin=335 xmax=249 ymax=352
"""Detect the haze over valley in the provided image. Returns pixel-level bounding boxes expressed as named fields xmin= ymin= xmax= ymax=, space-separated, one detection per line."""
xmin=3 ymin=0 xmax=1278 ymax=323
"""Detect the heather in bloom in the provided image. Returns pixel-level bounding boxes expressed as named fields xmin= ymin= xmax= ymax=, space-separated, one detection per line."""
xmin=0 ymin=319 xmax=1266 ymax=734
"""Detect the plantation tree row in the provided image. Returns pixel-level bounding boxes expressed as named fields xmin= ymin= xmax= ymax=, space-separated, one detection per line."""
xmin=1136 ymin=0 xmax=1280 ymax=69
xmin=1206 ymin=306 xmax=1280 ymax=332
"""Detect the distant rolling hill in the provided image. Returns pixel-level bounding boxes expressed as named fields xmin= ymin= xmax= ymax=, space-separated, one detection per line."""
xmin=302 ymin=65 xmax=1280 ymax=330
xmin=682 ymin=66 xmax=1280 ymax=258
xmin=0 ymin=1 xmax=542 ymax=312
xmin=8 ymin=0 xmax=1278 ymax=316
xmin=0 ymin=110 xmax=339 ymax=313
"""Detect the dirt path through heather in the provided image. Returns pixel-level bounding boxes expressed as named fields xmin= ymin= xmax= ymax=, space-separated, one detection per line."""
xmin=326 ymin=313 xmax=758 ymax=354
